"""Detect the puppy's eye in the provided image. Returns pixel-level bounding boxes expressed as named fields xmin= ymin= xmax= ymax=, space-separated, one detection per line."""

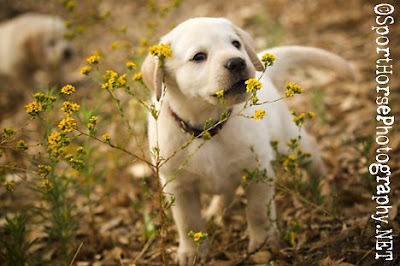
xmin=192 ymin=53 xmax=207 ymax=61
xmin=232 ymin=40 xmax=241 ymax=49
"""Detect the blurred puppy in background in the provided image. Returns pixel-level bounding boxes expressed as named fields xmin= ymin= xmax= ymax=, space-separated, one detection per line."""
xmin=0 ymin=13 xmax=74 ymax=89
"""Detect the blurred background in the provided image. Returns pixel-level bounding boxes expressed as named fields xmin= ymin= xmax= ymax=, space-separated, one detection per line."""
xmin=0 ymin=0 xmax=399 ymax=265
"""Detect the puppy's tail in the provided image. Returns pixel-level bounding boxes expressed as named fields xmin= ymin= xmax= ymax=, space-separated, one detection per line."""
xmin=262 ymin=45 xmax=356 ymax=81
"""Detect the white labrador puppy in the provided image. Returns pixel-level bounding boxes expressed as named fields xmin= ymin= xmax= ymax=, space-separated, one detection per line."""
xmin=142 ymin=17 xmax=354 ymax=265
xmin=0 ymin=13 xmax=73 ymax=88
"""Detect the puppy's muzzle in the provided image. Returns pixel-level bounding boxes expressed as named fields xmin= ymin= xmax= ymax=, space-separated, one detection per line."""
xmin=225 ymin=57 xmax=246 ymax=73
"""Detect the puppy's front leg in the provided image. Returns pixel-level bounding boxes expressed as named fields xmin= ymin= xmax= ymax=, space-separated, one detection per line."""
xmin=169 ymin=188 xmax=207 ymax=265
xmin=245 ymin=181 xmax=278 ymax=252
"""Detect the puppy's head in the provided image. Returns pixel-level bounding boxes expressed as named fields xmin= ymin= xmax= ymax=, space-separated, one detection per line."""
xmin=24 ymin=16 xmax=74 ymax=70
xmin=142 ymin=18 xmax=264 ymax=107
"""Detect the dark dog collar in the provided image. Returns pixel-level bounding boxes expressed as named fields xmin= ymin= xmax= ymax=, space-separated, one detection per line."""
xmin=169 ymin=107 xmax=232 ymax=138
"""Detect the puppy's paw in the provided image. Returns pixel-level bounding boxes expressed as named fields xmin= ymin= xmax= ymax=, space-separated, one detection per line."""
xmin=248 ymin=229 xmax=278 ymax=253
xmin=176 ymin=247 xmax=196 ymax=266
xmin=248 ymin=233 xmax=268 ymax=253
xmin=176 ymin=241 xmax=208 ymax=265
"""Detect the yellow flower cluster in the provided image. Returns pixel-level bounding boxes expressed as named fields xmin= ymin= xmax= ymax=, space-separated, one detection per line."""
xmin=2 ymin=128 xmax=15 ymax=138
xmin=61 ymin=84 xmax=76 ymax=95
xmin=102 ymin=133 xmax=111 ymax=142
xmin=38 ymin=164 xmax=52 ymax=178
xmin=87 ymin=116 xmax=98 ymax=133
xmin=110 ymin=41 xmax=119 ymax=50
xmin=283 ymin=154 xmax=298 ymax=169
xmin=117 ymin=74 xmax=127 ymax=87
xmin=131 ymin=72 xmax=142 ymax=81
xmin=47 ymin=132 xmax=65 ymax=159
xmin=193 ymin=232 xmax=204 ymax=242
xmin=254 ymin=109 xmax=266 ymax=120
xmin=285 ymin=82 xmax=303 ymax=97
xmin=58 ymin=117 xmax=77 ymax=133
xmin=215 ymin=90 xmax=224 ymax=98
xmin=290 ymin=110 xmax=315 ymax=126
xmin=80 ymin=66 xmax=91 ymax=75
xmin=126 ymin=61 xmax=137 ymax=70
xmin=148 ymin=43 xmax=172 ymax=59
xmin=245 ymin=78 xmax=263 ymax=93
xmin=3 ymin=181 xmax=16 ymax=192
xmin=48 ymin=132 xmax=62 ymax=145
xmin=65 ymin=154 xmax=85 ymax=170
xmin=16 ymin=140 xmax=29 ymax=150
xmin=261 ymin=52 xmax=276 ymax=67
xmin=101 ymin=70 xmax=127 ymax=90
xmin=62 ymin=101 xmax=80 ymax=116
xmin=86 ymin=54 xmax=100 ymax=64
xmin=188 ymin=230 xmax=207 ymax=243
xmin=42 ymin=179 xmax=53 ymax=193
xmin=25 ymin=101 xmax=42 ymax=116
xmin=25 ymin=92 xmax=58 ymax=116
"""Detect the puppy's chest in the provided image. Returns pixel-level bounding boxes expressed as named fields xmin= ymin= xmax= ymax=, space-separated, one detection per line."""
xmin=172 ymin=132 xmax=262 ymax=193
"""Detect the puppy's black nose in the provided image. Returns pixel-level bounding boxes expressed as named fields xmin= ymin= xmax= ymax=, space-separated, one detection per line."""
xmin=225 ymin=57 xmax=246 ymax=72
xmin=63 ymin=48 xmax=73 ymax=60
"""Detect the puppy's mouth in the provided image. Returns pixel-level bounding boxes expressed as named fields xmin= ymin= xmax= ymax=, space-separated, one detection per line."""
xmin=213 ymin=79 xmax=248 ymax=97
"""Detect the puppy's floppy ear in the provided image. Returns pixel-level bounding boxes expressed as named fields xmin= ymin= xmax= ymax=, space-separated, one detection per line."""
xmin=233 ymin=26 xmax=264 ymax=72
xmin=141 ymin=54 xmax=163 ymax=101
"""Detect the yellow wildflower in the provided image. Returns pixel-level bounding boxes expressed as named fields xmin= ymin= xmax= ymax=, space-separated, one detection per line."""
xmin=254 ymin=109 xmax=266 ymax=120
xmin=34 ymin=92 xmax=45 ymax=101
xmin=261 ymin=52 xmax=276 ymax=67
xmin=86 ymin=55 xmax=100 ymax=64
xmin=47 ymin=132 xmax=66 ymax=160
xmin=131 ymin=72 xmax=142 ymax=81
xmin=61 ymin=101 xmax=80 ymax=116
xmin=202 ymin=131 xmax=211 ymax=140
xmin=65 ymin=0 xmax=76 ymax=11
xmin=16 ymin=140 xmax=29 ymax=150
xmin=193 ymin=232 xmax=204 ymax=242
xmin=126 ymin=61 xmax=137 ymax=70
xmin=42 ymin=179 xmax=53 ymax=192
xmin=285 ymin=82 xmax=303 ymax=97
xmin=292 ymin=112 xmax=307 ymax=126
xmin=215 ymin=90 xmax=224 ymax=98
xmin=102 ymin=133 xmax=111 ymax=142
xmin=117 ymin=74 xmax=127 ymax=87
xmin=283 ymin=154 xmax=298 ymax=168
xmin=245 ymin=78 xmax=263 ymax=93
xmin=87 ymin=116 xmax=98 ymax=132
xmin=3 ymin=181 xmax=16 ymax=192
xmin=48 ymin=132 xmax=61 ymax=145
xmin=61 ymin=84 xmax=76 ymax=95
xmin=110 ymin=41 xmax=119 ymax=50
xmin=58 ymin=117 xmax=77 ymax=133
xmin=80 ymin=66 xmax=91 ymax=75
xmin=2 ymin=128 xmax=15 ymax=138
xmin=140 ymin=38 xmax=148 ymax=47
xmin=25 ymin=101 xmax=42 ymax=116
xmin=148 ymin=43 xmax=172 ymax=58
xmin=242 ymin=175 xmax=247 ymax=183
xmin=38 ymin=165 xmax=52 ymax=178
xmin=307 ymin=112 xmax=315 ymax=118
xmin=102 ymin=70 xmax=119 ymax=90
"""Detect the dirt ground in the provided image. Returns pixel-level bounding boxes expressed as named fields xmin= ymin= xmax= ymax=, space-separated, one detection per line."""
xmin=0 ymin=0 xmax=399 ymax=265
